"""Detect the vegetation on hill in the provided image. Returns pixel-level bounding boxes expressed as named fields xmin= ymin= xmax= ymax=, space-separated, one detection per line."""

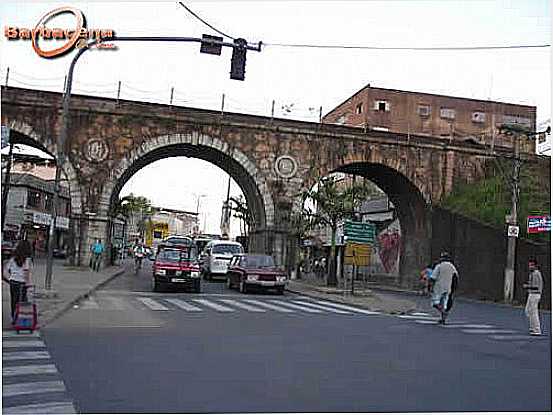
xmin=440 ymin=159 xmax=550 ymax=243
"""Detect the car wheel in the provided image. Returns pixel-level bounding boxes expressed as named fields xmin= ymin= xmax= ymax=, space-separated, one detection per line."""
xmin=194 ymin=280 xmax=201 ymax=293
xmin=152 ymin=279 xmax=160 ymax=292
xmin=276 ymin=286 xmax=285 ymax=295
xmin=226 ymin=277 xmax=233 ymax=290
xmin=240 ymin=281 xmax=248 ymax=294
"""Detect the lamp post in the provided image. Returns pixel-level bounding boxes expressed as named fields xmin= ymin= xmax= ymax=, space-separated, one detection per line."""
xmin=195 ymin=194 xmax=207 ymax=234
xmin=44 ymin=34 xmax=260 ymax=292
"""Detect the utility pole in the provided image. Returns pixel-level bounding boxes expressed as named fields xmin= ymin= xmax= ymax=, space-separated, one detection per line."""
xmin=1 ymin=142 xmax=14 ymax=231
xmin=500 ymin=124 xmax=550 ymax=303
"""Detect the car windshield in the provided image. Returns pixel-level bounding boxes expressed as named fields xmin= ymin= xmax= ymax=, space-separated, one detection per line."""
xmin=243 ymin=255 xmax=275 ymax=268
xmin=158 ymin=248 xmax=195 ymax=262
xmin=166 ymin=237 xmax=193 ymax=246
xmin=212 ymin=244 xmax=242 ymax=255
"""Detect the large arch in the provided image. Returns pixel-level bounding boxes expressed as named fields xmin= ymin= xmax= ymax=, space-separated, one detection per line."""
xmin=98 ymin=132 xmax=276 ymax=254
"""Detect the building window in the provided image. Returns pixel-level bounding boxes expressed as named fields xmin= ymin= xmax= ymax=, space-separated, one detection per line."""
xmin=374 ymin=100 xmax=390 ymax=112
xmin=356 ymin=103 xmax=363 ymax=114
xmin=27 ymin=190 xmax=41 ymax=208
xmin=472 ymin=111 xmax=486 ymax=123
xmin=502 ymin=114 xmax=532 ymax=128
xmin=418 ymin=105 xmax=431 ymax=117
xmin=440 ymin=108 xmax=456 ymax=120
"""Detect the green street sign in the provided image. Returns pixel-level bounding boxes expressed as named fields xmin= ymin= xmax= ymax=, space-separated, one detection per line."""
xmin=343 ymin=220 xmax=376 ymax=244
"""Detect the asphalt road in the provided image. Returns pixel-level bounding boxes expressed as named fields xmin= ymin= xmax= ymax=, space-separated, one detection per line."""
xmin=33 ymin=261 xmax=551 ymax=413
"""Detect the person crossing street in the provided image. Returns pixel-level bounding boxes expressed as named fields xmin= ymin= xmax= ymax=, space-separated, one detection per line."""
xmin=428 ymin=251 xmax=459 ymax=325
xmin=523 ymin=258 xmax=543 ymax=336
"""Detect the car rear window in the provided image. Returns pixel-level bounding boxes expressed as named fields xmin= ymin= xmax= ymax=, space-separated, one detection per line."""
xmin=244 ymin=255 xmax=275 ymax=268
xmin=212 ymin=244 xmax=242 ymax=255
xmin=158 ymin=248 xmax=196 ymax=262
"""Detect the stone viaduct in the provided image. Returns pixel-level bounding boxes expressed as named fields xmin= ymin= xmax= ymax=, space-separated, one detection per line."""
xmin=1 ymin=86 xmax=529 ymax=285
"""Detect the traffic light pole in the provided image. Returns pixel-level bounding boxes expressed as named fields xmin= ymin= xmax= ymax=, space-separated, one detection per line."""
xmin=45 ymin=35 xmax=261 ymax=291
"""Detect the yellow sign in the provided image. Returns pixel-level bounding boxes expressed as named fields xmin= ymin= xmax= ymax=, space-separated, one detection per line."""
xmin=344 ymin=243 xmax=371 ymax=266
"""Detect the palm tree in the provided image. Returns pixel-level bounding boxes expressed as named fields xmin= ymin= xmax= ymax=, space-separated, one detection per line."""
xmin=302 ymin=177 xmax=373 ymax=286
xmin=229 ymin=195 xmax=252 ymax=237
xmin=113 ymin=193 xmax=153 ymax=240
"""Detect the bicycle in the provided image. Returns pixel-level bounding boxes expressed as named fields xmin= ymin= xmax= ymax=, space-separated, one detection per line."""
xmin=134 ymin=255 xmax=143 ymax=275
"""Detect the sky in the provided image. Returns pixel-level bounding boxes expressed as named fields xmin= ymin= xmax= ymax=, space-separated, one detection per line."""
xmin=1 ymin=0 xmax=551 ymax=235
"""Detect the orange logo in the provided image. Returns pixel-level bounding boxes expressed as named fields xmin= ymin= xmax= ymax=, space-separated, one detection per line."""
xmin=4 ymin=7 xmax=115 ymax=59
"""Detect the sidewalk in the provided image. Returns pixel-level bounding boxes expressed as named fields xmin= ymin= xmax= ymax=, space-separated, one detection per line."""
xmin=286 ymin=275 xmax=425 ymax=315
xmin=2 ymin=259 xmax=127 ymax=331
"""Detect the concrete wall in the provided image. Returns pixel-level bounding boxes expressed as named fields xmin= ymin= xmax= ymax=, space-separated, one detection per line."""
xmin=430 ymin=207 xmax=550 ymax=309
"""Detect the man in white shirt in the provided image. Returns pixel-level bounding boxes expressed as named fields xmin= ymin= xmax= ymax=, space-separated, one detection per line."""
xmin=523 ymin=259 xmax=543 ymax=336
xmin=429 ymin=251 xmax=459 ymax=325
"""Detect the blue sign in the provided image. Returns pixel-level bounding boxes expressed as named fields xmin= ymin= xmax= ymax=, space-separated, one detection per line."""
xmin=527 ymin=215 xmax=551 ymax=234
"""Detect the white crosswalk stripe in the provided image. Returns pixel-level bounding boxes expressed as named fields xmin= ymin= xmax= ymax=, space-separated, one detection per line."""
xmin=441 ymin=324 xmax=495 ymax=329
xmin=291 ymin=301 xmax=351 ymax=314
xmin=218 ymin=299 xmax=266 ymax=312
xmin=490 ymin=334 xmax=540 ymax=341
xmin=241 ymin=299 xmax=296 ymax=313
xmin=2 ymin=332 xmax=39 ymax=338
xmin=2 ymin=351 xmax=51 ymax=361
xmin=399 ymin=315 xmax=437 ymax=320
xmin=314 ymin=300 xmax=381 ymax=315
xmin=462 ymin=329 xmax=519 ymax=335
xmin=3 ymin=380 xmax=67 ymax=397
xmin=136 ymin=297 xmax=169 ymax=311
xmin=269 ymin=300 xmax=322 ymax=313
xmin=3 ymin=364 xmax=58 ymax=377
xmin=2 ymin=401 xmax=76 ymax=414
xmin=2 ymin=341 xmax=45 ymax=349
xmin=163 ymin=298 xmax=202 ymax=312
xmin=191 ymin=299 xmax=234 ymax=312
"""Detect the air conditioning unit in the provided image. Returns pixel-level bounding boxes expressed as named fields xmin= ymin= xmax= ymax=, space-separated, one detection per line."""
xmin=472 ymin=111 xmax=486 ymax=123
xmin=440 ymin=108 xmax=456 ymax=120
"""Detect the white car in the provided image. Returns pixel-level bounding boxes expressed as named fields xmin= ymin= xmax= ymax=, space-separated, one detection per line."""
xmin=201 ymin=240 xmax=244 ymax=280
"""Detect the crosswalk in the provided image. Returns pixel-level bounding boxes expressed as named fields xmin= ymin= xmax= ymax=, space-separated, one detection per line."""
xmin=398 ymin=312 xmax=544 ymax=342
xmin=77 ymin=294 xmax=382 ymax=317
xmin=2 ymin=332 xmax=76 ymax=414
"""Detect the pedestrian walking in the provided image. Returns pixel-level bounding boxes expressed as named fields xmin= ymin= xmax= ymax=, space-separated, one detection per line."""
xmin=419 ymin=263 xmax=434 ymax=295
xmin=90 ymin=239 xmax=104 ymax=272
xmin=428 ymin=251 xmax=459 ymax=324
xmin=2 ymin=240 xmax=33 ymax=324
xmin=523 ymin=258 xmax=543 ymax=336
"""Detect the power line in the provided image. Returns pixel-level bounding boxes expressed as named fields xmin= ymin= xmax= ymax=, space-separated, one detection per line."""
xmin=178 ymin=1 xmax=235 ymax=40
xmin=265 ymin=42 xmax=550 ymax=51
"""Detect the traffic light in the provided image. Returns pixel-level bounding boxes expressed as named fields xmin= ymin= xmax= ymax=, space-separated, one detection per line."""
xmin=230 ymin=38 xmax=247 ymax=81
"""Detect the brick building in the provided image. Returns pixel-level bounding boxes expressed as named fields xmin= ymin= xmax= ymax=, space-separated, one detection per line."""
xmin=323 ymin=84 xmax=537 ymax=153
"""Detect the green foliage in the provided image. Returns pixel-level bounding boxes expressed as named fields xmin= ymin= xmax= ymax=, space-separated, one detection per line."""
xmin=440 ymin=161 xmax=550 ymax=243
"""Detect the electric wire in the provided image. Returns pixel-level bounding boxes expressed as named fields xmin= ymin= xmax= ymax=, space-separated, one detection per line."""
xmin=264 ymin=42 xmax=550 ymax=51
xmin=178 ymin=1 xmax=235 ymax=40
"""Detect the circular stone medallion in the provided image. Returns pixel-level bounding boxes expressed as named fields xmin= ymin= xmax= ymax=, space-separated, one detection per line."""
xmin=275 ymin=155 xmax=298 ymax=179
xmin=85 ymin=139 xmax=109 ymax=163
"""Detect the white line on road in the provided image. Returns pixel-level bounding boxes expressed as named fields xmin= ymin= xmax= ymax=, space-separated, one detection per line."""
xmin=441 ymin=324 xmax=495 ymax=329
xmin=414 ymin=320 xmax=440 ymax=324
xmin=399 ymin=315 xmax=437 ymax=320
xmin=191 ymin=299 xmax=234 ymax=312
xmin=2 ymin=380 xmax=67 ymax=397
xmin=2 ymin=341 xmax=45 ymax=349
xmin=3 ymin=364 xmax=58 ymax=377
xmin=136 ymin=297 xmax=169 ymax=311
xmin=314 ymin=300 xmax=381 ymax=315
xmin=163 ymin=298 xmax=202 ymax=312
xmin=241 ymin=299 xmax=295 ymax=313
xmin=411 ymin=312 xmax=431 ymax=316
xmin=79 ymin=297 xmax=100 ymax=310
xmin=2 ymin=331 xmax=39 ymax=338
xmin=2 ymin=351 xmax=51 ymax=361
xmin=2 ymin=401 xmax=76 ymax=414
xmin=462 ymin=329 xmax=519 ymax=335
xmin=489 ymin=334 xmax=539 ymax=341
xmin=218 ymin=299 xmax=267 ymax=312
xmin=269 ymin=300 xmax=322 ymax=313
xmin=291 ymin=301 xmax=351 ymax=314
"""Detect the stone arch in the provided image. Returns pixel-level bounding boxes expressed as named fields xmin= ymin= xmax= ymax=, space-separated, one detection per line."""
xmin=5 ymin=119 xmax=83 ymax=214
xmin=99 ymin=132 xmax=276 ymax=233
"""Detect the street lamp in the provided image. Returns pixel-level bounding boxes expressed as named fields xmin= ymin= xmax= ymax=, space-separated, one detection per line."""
xmin=195 ymin=194 xmax=207 ymax=234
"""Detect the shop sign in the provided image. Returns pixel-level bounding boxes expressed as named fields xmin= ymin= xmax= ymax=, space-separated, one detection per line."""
xmin=527 ymin=215 xmax=551 ymax=234
xmin=25 ymin=211 xmax=69 ymax=229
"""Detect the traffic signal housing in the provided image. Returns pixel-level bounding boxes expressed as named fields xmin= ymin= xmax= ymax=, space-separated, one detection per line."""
xmin=230 ymin=38 xmax=247 ymax=81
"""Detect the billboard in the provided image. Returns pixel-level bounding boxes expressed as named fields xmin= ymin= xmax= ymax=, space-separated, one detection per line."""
xmin=527 ymin=215 xmax=551 ymax=234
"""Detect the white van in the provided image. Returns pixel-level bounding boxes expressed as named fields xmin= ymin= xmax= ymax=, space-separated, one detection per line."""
xmin=201 ymin=240 xmax=244 ymax=280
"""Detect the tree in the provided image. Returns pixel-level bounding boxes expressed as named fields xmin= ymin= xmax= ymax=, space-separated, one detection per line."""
xmin=113 ymin=193 xmax=153 ymax=240
xmin=302 ymin=176 xmax=373 ymax=286
xmin=228 ymin=195 xmax=252 ymax=237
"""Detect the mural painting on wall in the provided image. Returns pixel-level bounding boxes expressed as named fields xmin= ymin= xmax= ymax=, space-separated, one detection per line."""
xmin=377 ymin=220 xmax=401 ymax=275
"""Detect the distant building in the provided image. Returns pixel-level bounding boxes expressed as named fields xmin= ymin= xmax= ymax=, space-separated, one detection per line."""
xmin=323 ymin=84 xmax=537 ymax=153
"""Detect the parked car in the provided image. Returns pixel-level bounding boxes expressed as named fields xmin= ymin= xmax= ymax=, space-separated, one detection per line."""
xmin=152 ymin=242 xmax=201 ymax=293
xmin=200 ymin=240 xmax=243 ymax=281
xmin=226 ymin=254 xmax=287 ymax=294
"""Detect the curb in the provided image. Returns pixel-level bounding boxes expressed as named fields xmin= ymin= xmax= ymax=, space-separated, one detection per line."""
xmin=39 ymin=266 xmax=127 ymax=328
xmin=285 ymin=285 xmax=418 ymax=316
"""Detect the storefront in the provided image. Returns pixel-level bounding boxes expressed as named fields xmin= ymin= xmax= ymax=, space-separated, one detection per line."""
xmin=22 ymin=211 xmax=69 ymax=257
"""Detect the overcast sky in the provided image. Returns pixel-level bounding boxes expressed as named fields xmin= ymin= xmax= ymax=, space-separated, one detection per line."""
xmin=1 ymin=0 xmax=551 ymax=235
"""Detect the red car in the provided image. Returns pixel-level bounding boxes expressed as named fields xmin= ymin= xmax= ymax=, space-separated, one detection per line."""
xmin=226 ymin=254 xmax=287 ymax=295
xmin=152 ymin=246 xmax=201 ymax=293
